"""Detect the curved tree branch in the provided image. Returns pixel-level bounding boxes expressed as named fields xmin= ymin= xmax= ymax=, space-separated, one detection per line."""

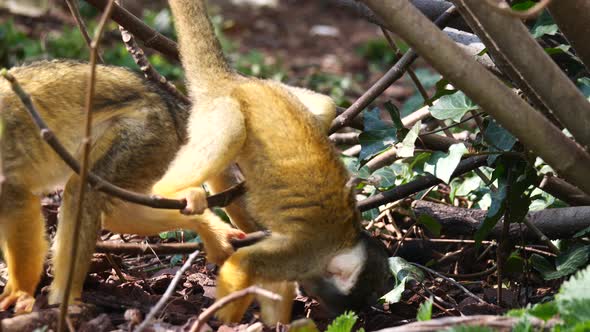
xmin=360 ymin=0 xmax=590 ymax=196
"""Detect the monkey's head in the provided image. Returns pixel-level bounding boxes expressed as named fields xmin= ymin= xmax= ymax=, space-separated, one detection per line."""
xmin=300 ymin=231 xmax=393 ymax=315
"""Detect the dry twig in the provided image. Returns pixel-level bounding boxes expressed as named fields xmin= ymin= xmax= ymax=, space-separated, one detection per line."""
xmin=118 ymin=25 xmax=191 ymax=104
xmin=188 ymin=286 xmax=282 ymax=332
xmin=65 ymin=0 xmax=103 ymax=62
xmin=95 ymin=230 xmax=270 ymax=254
xmin=134 ymin=250 xmax=200 ymax=332
xmin=411 ymin=263 xmax=486 ymax=304
xmin=329 ymin=6 xmax=457 ymax=133
xmin=59 ymin=2 xmax=117 ymax=330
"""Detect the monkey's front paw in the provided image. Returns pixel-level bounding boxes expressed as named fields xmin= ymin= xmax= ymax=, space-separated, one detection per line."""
xmin=0 ymin=288 xmax=35 ymax=314
xmin=205 ymin=229 xmax=246 ymax=265
xmin=181 ymin=188 xmax=208 ymax=215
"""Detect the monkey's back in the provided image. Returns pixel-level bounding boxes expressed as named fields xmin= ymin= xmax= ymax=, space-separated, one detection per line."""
xmin=231 ymin=80 xmax=359 ymax=245
xmin=0 ymin=60 xmax=186 ymax=194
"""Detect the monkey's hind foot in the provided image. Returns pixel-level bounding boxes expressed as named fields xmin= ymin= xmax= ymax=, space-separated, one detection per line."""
xmin=0 ymin=286 xmax=35 ymax=314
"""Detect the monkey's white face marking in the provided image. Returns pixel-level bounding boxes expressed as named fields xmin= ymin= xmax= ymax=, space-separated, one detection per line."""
xmin=326 ymin=242 xmax=367 ymax=295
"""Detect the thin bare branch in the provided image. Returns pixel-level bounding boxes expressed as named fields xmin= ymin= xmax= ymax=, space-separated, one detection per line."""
xmin=412 ymin=262 xmax=486 ymax=304
xmin=548 ymin=0 xmax=590 ymax=72
xmin=540 ymin=175 xmax=590 ymax=206
xmin=358 ymin=156 xmax=487 ymax=211
xmin=65 ymin=0 xmax=104 ymax=63
xmin=381 ymin=28 xmax=454 ymax=139
xmin=329 ymin=6 xmax=458 ymax=133
xmin=412 ymin=200 xmax=590 ymax=240
xmin=118 ymin=25 xmax=190 ymax=105
xmin=361 ymin=0 xmax=590 ymax=196
xmin=188 ymin=286 xmax=282 ymax=332
xmin=134 ymin=250 xmax=200 ymax=332
xmin=95 ymin=231 xmax=270 ymax=254
xmin=85 ymin=0 xmax=180 ymax=61
xmin=459 ymin=0 xmax=590 ymax=151
xmin=59 ymin=1 xmax=117 ymax=330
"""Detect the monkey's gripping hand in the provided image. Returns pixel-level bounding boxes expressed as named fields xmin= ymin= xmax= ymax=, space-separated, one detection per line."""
xmin=181 ymin=187 xmax=208 ymax=215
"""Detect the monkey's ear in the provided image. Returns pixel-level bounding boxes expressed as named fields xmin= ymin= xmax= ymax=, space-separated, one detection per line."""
xmin=326 ymin=242 xmax=367 ymax=295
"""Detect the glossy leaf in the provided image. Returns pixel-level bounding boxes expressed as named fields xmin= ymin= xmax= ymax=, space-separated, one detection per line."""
xmin=424 ymin=143 xmax=468 ymax=183
xmin=397 ymin=121 xmax=421 ymax=158
xmin=429 ymin=92 xmax=477 ymax=123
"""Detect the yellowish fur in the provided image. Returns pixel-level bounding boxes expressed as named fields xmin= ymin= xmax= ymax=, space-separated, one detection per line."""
xmin=0 ymin=61 xmax=244 ymax=313
xmin=152 ymin=0 xmax=391 ymax=324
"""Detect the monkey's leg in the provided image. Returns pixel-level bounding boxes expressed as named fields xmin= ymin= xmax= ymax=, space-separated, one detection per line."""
xmin=0 ymin=184 xmax=48 ymax=314
xmin=49 ymin=177 xmax=103 ymax=306
xmin=152 ymin=97 xmax=246 ymax=198
xmin=257 ymin=281 xmax=296 ymax=325
xmin=103 ymin=201 xmax=245 ymax=265
xmin=216 ymin=236 xmax=310 ymax=323
xmin=206 ymin=165 xmax=260 ymax=233
xmin=281 ymin=85 xmax=336 ymax=133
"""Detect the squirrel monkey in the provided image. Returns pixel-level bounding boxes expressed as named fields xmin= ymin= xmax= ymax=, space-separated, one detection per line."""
xmin=0 ymin=60 xmax=246 ymax=314
xmin=152 ymin=0 xmax=393 ymax=324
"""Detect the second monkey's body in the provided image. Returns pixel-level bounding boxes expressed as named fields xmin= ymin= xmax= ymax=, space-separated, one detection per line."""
xmin=0 ymin=60 xmax=244 ymax=313
xmin=154 ymin=0 xmax=392 ymax=323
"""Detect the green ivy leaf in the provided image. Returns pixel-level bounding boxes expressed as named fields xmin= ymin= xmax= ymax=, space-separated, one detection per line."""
xmin=475 ymin=165 xmax=508 ymax=245
xmin=530 ymin=254 xmax=556 ymax=277
xmin=531 ymin=11 xmax=558 ymax=38
xmin=429 ymin=92 xmax=477 ymax=123
xmin=574 ymin=225 xmax=590 ymax=238
xmin=361 ymin=208 xmax=379 ymax=222
xmin=359 ymin=108 xmax=397 ymax=161
xmin=557 ymin=265 xmax=590 ymax=325
xmin=532 ymin=246 xmax=590 ymax=280
xmin=416 ymin=298 xmax=433 ymax=321
xmin=544 ymin=44 xmax=571 ymax=55
xmin=483 ymin=119 xmax=516 ymax=164
xmin=325 ymin=311 xmax=363 ymax=332
xmin=384 ymin=101 xmax=405 ymax=132
xmin=372 ymin=166 xmax=398 ymax=189
xmin=428 ymin=77 xmax=456 ymax=104
xmin=452 ymin=175 xmax=483 ymax=197
xmin=424 ymin=143 xmax=468 ymax=183
xmin=341 ymin=155 xmax=371 ymax=179
xmin=397 ymin=121 xmax=421 ymax=158
xmin=528 ymin=302 xmax=558 ymax=321
xmin=555 ymin=246 xmax=590 ymax=277
xmin=475 ymin=159 xmax=537 ymax=245
xmin=381 ymin=278 xmax=406 ymax=304
xmin=364 ymin=107 xmax=389 ymax=131
xmin=359 ymin=129 xmax=397 ymax=162
xmin=389 ymin=256 xmax=425 ymax=282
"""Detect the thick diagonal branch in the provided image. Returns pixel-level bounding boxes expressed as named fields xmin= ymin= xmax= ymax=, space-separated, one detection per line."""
xmin=360 ymin=0 xmax=590 ymax=196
